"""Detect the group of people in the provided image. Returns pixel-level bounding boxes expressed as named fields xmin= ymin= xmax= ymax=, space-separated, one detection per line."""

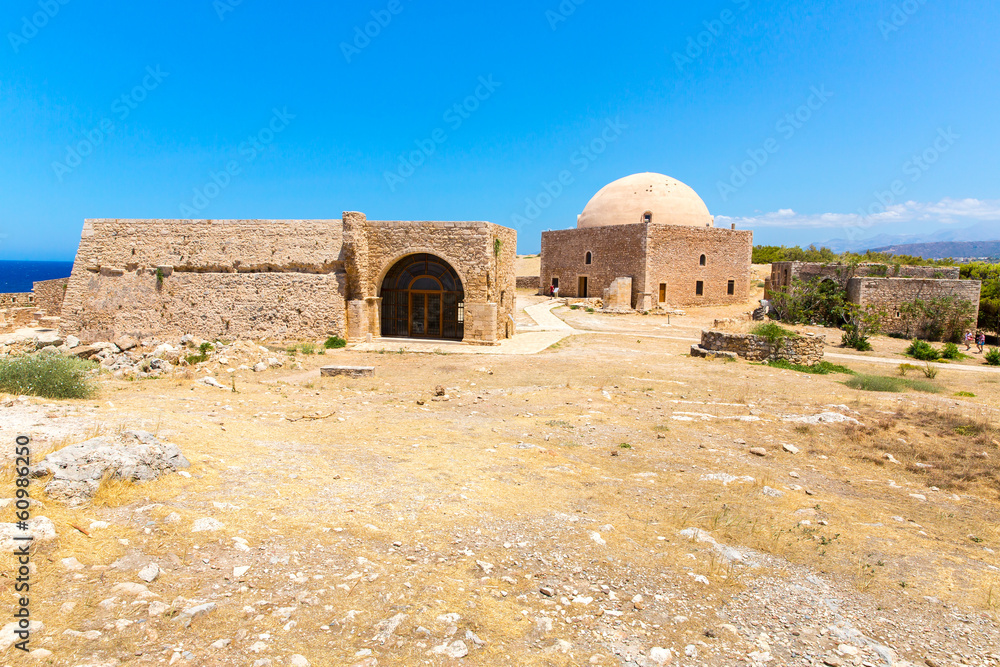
xmin=964 ymin=330 xmax=988 ymax=353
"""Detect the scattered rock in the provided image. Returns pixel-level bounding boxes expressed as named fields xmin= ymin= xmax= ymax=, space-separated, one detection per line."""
xmin=431 ymin=640 xmax=469 ymax=658
xmin=114 ymin=335 xmax=139 ymax=351
xmin=762 ymin=486 xmax=784 ymax=498
xmin=782 ymin=443 xmax=800 ymax=454
xmin=192 ymin=517 xmax=225 ymax=532
xmin=749 ymin=447 xmax=767 ymax=457
xmin=649 ymin=647 xmax=674 ymax=665
xmin=0 ymin=517 xmax=57 ymax=550
xmin=289 ymin=655 xmax=310 ymax=667
xmin=198 ymin=376 xmax=228 ymax=390
xmin=138 ymin=563 xmax=160 ymax=583
xmin=176 ymin=602 xmax=217 ymax=628
xmin=32 ymin=430 xmax=190 ymax=506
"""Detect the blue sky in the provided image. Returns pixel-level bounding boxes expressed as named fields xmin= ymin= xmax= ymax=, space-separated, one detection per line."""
xmin=1 ymin=0 xmax=998 ymax=260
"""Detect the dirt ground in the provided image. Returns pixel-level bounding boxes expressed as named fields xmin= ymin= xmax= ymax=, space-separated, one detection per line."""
xmin=3 ymin=292 xmax=1000 ymax=667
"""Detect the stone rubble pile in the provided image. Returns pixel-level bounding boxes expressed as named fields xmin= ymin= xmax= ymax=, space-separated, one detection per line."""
xmin=0 ymin=329 xmax=297 ymax=379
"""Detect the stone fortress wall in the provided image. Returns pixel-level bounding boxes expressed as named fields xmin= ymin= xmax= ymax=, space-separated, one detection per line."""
xmin=61 ymin=215 xmax=516 ymax=345
xmin=30 ymin=278 xmax=69 ymax=316
xmin=768 ymin=261 xmax=982 ymax=339
xmin=847 ymin=277 xmax=982 ymax=336
xmin=540 ymin=223 xmax=752 ymax=310
xmin=769 ymin=261 xmax=961 ymax=293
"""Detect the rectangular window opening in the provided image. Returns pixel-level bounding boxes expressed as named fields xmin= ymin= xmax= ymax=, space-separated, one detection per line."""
xmin=727 ymin=280 xmax=735 ymax=296
xmin=696 ymin=281 xmax=704 ymax=296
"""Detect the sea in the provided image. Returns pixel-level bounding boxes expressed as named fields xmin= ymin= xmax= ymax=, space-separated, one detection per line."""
xmin=0 ymin=260 xmax=75 ymax=293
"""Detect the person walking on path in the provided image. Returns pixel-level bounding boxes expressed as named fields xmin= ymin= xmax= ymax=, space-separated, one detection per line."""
xmin=977 ymin=331 xmax=986 ymax=354
xmin=965 ymin=331 xmax=974 ymax=351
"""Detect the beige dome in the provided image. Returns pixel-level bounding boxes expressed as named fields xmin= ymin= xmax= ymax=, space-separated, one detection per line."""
xmin=576 ymin=173 xmax=713 ymax=229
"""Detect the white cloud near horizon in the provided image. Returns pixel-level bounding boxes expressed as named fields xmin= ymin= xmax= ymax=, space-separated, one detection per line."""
xmin=716 ymin=198 xmax=1000 ymax=230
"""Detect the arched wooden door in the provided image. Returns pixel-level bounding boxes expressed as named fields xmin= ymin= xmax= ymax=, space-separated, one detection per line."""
xmin=380 ymin=254 xmax=464 ymax=340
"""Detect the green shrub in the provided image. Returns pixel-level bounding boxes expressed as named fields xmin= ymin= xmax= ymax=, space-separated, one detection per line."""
xmin=940 ymin=342 xmax=962 ymax=360
xmin=585 ymin=307 xmax=595 ymax=314
xmin=955 ymin=391 xmax=976 ymax=397
xmin=898 ymin=363 xmax=919 ymax=376
xmin=986 ymin=348 xmax=1000 ymax=366
xmin=921 ymin=363 xmax=939 ymax=379
xmin=766 ymin=360 xmax=854 ymax=375
xmin=0 ymin=354 xmax=97 ymax=399
xmin=906 ymin=339 xmax=941 ymax=361
xmin=841 ymin=328 xmax=873 ymax=351
xmin=844 ymin=374 xmax=941 ymax=394
xmin=299 ymin=342 xmax=317 ymax=355
xmin=751 ymin=322 xmax=798 ymax=345
xmin=185 ymin=342 xmax=213 ymax=365
xmin=324 ymin=336 xmax=347 ymax=349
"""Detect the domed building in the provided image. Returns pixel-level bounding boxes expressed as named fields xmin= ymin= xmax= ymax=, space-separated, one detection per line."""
xmin=540 ymin=173 xmax=752 ymax=310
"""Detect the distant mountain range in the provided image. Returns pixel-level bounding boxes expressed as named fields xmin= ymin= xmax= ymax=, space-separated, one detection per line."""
xmin=816 ymin=221 xmax=1000 ymax=254
xmin=868 ymin=240 xmax=1000 ymax=260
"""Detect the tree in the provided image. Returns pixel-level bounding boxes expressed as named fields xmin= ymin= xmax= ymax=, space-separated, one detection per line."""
xmin=840 ymin=303 xmax=886 ymax=351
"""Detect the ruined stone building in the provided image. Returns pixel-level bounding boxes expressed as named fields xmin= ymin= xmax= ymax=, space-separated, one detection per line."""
xmin=768 ymin=261 xmax=982 ymax=337
xmin=60 ymin=213 xmax=517 ymax=345
xmin=539 ymin=173 xmax=753 ymax=310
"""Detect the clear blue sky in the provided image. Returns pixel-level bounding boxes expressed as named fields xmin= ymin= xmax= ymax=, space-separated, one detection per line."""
xmin=2 ymin=0 xmax=998 ymax=260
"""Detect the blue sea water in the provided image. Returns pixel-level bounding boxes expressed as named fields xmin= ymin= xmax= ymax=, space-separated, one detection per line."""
xmin=0 ymin=261 xmax=75 ymax=293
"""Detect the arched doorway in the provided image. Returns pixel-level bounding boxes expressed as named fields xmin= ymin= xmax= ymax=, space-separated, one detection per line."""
xmin=380 ymin=254 xmax=465 ymax=340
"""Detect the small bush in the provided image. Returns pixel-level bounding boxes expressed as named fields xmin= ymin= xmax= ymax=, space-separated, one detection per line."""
xmin=921 ymin=363 xmax=939 ymax=379
xmin=585 ymin=307 xmax=595 ymax=314
xmin=569 ymin=305 xmax=580 ymax=311
xmin=940 ymin=342 xmax=962 ymax=360
xmin=955 ymin=391 xmax=976 ymax=397
xmin=906 ymin=339 xmax=941 ymax=361
xmin=898 ymin=363 xmax=919 ymax=376
xmin=841 ymin=328 xmax=873 ymax=351
xmin=299 ymin=342 xmax=317 ymax=356
xmin=986 ymin=348 xmax=1000 ymax=366
xmin=751 ymin=322 xmax=798 ymax=345
xmin=0 ymin=354 xmax=97 ymax=399
xmin=325 ymin=336 xmax=347 ymax=349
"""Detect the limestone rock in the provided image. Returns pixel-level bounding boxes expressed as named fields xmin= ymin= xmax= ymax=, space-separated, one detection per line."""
xmin=749 ymin=447 xmax=767 ymax=457
xmin=138 ymin=563 xmax=160 ymax=582
xmin=0 ymin=517 xmax=57 ymax=551
xmin=33 ymin=430 xmax=190 ymax=506
xmin=192 ymin=517 xmax=225 ymax=532
xmin=431 ymin=640 xmax=469 ymax=659
xmin=114 ymin=335 xmax=138 ymax=351
xmin=0 ymin=620 xmax=44 ymax=651
xmin=782 ymin=443 xmax=800 ymax=454
xmin=649 ymin=647 xmax=674 ymax=665
xmin=289 ymin=655 xmax=310 ymax=667
xmin=198 ymin=376 xmax=228 ymax=390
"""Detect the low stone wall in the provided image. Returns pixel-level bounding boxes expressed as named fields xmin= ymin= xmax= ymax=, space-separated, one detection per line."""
xmin=516 ymin=275 xmax=539 ymax=290
xmin=0 ymin=307 xmax=43 ymax=333
xmin=32 ymin=278 xmax=69 ymax=316
xmin=696 ymin=329 xmax=825 ymax=364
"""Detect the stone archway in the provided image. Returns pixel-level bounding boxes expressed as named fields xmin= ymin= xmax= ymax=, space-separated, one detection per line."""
xmin=379 ymin=254 xmax=465 ymax=340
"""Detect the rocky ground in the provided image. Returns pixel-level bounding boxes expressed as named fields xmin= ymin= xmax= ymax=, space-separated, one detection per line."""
xmin=1 ymin=293 xmax=999 ymax=666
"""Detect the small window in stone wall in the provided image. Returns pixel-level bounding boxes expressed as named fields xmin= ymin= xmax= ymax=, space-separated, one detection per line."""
xmin=643 ymin=211 xmax=653 ymax=223
xmin=585 ymin=252 xmax=592 ymax=265
xmin=552 ymin=277 xmax=559 ymax=288
xmin=696 ymin=281 xmax=704 ymax=296
xmin=727 ymin=280 xmax=735 ymax=295
xmin=700 ymin=254 xmax=707 ymax=266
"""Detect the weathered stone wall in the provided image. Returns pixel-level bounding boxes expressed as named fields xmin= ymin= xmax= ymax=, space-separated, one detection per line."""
xmin=603 ymin=277 xmax=633 ymax=312
xmin=62 ymin=215 xmax=516 ymax=345
xmin=847 ymin=277 xmax=982 ymax=336
xmin=32 ymin=278 xmax=69 ymax=316
xmin=516 ymin=275 xmax=539 ymax=290
xmin=770 ymin=261 xmax=961 ymax=292
xmin=0 ymin=307 xmax=42 ymax=333
xmin=0 ymin=293 xmax=34 ymax=307
xmin=698 ymin=329 xmax=825 ymax=364
xmin=540 ymin=224 xmax=648 ymax=307
xmin=644 ymin=226 xmax=753 ymax=309
xmin=65 ymin=269 xmax=347 ymax=343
